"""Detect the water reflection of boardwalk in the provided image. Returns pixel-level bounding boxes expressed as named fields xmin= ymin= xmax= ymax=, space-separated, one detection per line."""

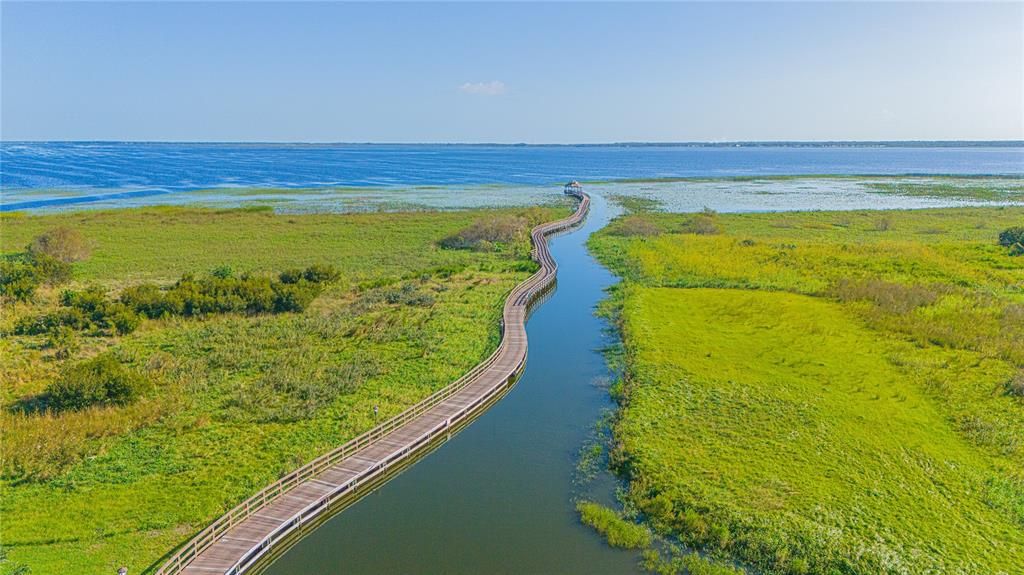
xmin=157 ymin=191 xmax=590 ymax=575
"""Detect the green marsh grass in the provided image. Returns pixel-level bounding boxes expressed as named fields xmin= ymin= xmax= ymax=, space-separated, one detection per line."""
xmin=576 ymin=501 xmax=652 ymax=549
xmin=588 ymin=206 xmax=1024 ymax=574
xmin=0 ymin=203 xmax=568 ymax=574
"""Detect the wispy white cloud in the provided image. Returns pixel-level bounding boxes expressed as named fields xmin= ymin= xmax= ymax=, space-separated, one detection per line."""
xmin=459 ymin=80 xmax=507 ymax=96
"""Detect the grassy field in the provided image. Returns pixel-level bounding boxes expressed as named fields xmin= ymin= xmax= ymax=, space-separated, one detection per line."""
xmin=0 ymin=202 xmax=567 ymax=575
xmin=588 ymin=206 xmax=1024 ymax=574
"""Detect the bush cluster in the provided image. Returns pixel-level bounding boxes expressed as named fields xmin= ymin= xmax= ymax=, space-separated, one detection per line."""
xmin=15 ymin=286 xmax=140 ymax=336
xmin=0 ymin=254 xmax=73 ymax=301
xmin=27 ymin=227 xmax=91 ymax=263
xmin=1 ymin=227 xmax=86 ymax=301
xmin=439 ymin=215 xmax=528 ymax=251
xmin=45 ymin=354 xmax=150 ymax=412
xmin=279 ymin=263 xmax=341 ymax=284
xmin=124 ymin=272 xmax=325 ymax=317
xmin=680 ymin=208 xmax=721 ymax=235
xmin=14 ymin=264 xmax=341 ymax=339
xmin=612 ymin=215 xmax=662 ymax=237
xmin=999 ymin=226 xmax=1024 ymax=256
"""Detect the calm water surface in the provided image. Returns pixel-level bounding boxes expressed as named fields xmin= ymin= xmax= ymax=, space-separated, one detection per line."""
xmin=263 ymin=193 xmax=641 ymax=574
xmin=3 ymin=143 xmax=1022 ymax=211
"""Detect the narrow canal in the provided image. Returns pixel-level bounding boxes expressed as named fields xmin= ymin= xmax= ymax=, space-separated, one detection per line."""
xmin=262 ymin=192 xmax=641 ymax=574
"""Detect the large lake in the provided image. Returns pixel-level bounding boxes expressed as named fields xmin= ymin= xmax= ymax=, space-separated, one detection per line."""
xmin=2 ymin=143 xmax=1022 ymax=211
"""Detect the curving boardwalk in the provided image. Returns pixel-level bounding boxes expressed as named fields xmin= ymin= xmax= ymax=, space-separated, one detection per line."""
xmin=156 ymin=191 xmax=590 ymax=575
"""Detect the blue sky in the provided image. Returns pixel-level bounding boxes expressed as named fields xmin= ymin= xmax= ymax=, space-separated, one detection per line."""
xmin=2 ymin=2 xmax=1021 ymax=143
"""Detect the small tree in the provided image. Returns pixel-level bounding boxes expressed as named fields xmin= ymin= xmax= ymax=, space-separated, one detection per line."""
xmin=27 ymin=227 xmax=91 ymax=263
xmin=46 ymin=354 xmax=150 ymax=411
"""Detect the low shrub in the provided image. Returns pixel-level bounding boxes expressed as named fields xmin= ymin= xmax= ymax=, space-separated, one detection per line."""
xmin=302 ymin=263 xmax=341 ymax=283
xmin=279 ymin=268 xmax=305 ymax=284
xmin=14 ymin=266 xmax=333 ymax=361
xmin=14 ymin=307 xmax=90 ymax=335
xmin=681 ymin=208 xmax=721 ymax=235
xmin=61 ymin=285 xmax=109 ymax=317
xmin=0 ymin=254 xmax=73 ymax=301
xmin=272 ymin=282 xmax=320 ymax=313
xmin=439 ymin=216 xmax=528 ymax=250
xmin=107 ymin=306 xmax=142 ymax=335
xmin=999 ymin=226 xmax=1024 ymax=255
xmin=612 ymin=215 xmax=662 ymax=237
xmin=124 ymin=265 xmax=335 ymax=318
xmin=45 ymin=326 xmax=80 ymax=360
xmin=62 ymin=286 xmax=142 ymax=334
xmin=997 ymin=226 xmax=1024 ymax=248
xmin=211 ymin=264 xmax=234 ymax=279
xmin=27 ymin=227 xmax=91 ymax=263
xmin=120 ymin=283 xmax=184 ymax=318
xmin=0 ymin=259 xmax=42 ymax=301
xmin=576 ymin=501 xmax=652 ymax=549
xmin=29 ymin=253 xmax=73 ymax=285
xmin=45 ymin=354 xmax=150 ymax=411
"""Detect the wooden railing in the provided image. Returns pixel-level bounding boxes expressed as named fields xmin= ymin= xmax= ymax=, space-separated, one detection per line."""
xmin=154 ymin=191 xmax=589 ymax=575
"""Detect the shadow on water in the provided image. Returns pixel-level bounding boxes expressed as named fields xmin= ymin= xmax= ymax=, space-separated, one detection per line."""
xmin=260 ymin=193 xmax=640 ymax=574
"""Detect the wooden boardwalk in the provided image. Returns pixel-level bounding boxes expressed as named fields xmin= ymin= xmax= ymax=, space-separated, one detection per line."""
xmin=156 ymin=191 xmax=590 ymax=575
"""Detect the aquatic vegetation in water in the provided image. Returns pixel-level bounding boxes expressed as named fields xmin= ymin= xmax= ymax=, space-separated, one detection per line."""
xmin=866 ymin=179 xmax=1024 ymax=202
xmin=576 ymin=501 xmax=652 ymax=549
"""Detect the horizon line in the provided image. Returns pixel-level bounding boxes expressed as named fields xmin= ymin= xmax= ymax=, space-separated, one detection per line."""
xmin=3 ymin=139 xmax=1023 ymax=147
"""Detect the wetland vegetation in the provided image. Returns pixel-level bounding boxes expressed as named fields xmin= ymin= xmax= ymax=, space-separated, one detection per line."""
xmin=587 ymin=204 xmax=1024 ymax=574
xmin=0 ymin=202 xmax=567 ymax=574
